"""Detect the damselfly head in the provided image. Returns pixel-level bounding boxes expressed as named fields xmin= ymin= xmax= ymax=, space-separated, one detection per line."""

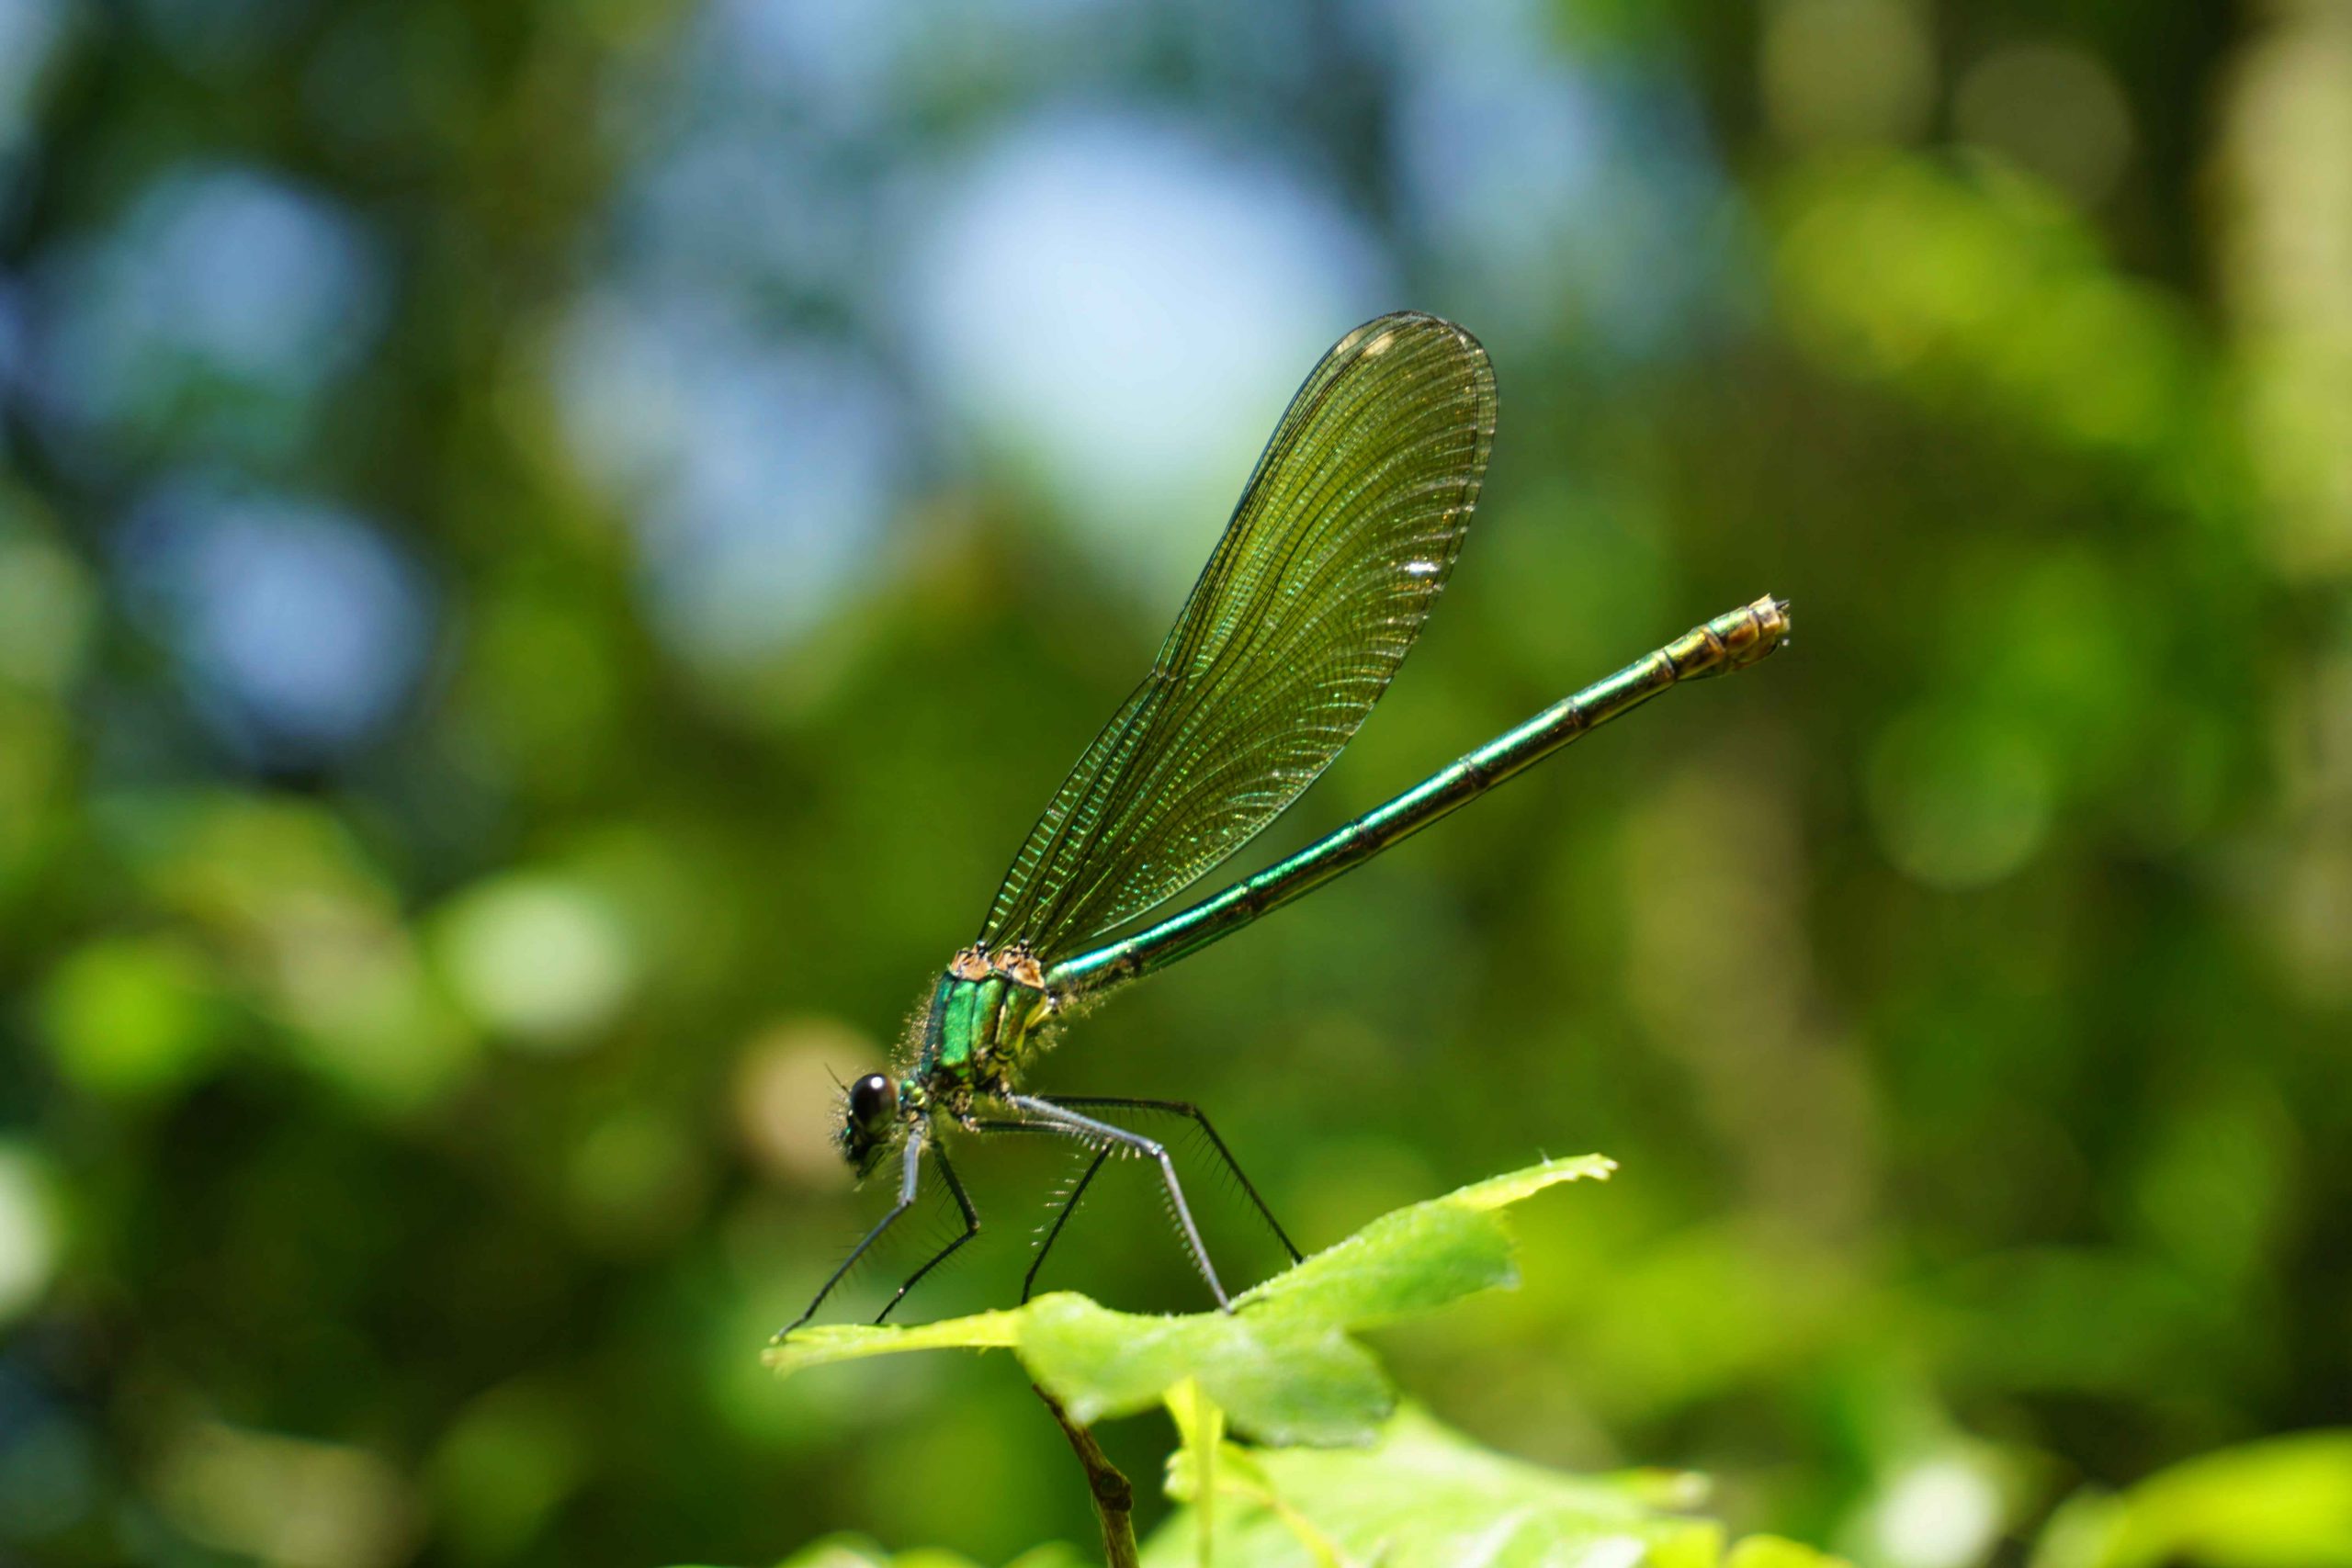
xmin=838 ymin=1072 xmax=899 ymax=1177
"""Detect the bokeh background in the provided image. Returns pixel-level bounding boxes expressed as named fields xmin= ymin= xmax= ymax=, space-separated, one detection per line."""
xmin=2 ymin=0 xmax=2348 ymax=1562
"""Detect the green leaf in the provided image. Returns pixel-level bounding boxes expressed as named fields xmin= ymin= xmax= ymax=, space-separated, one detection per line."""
xmin=39 ymin=933 xmax=232 ymax=1099
xmin=761 ymin=1307 xmax=1024 ymax=1377
xmin=1164 ymin=1438 xmax=1350 ymax=1568
xmin=1725 ymin=1540 xmax=1851 ymax=1568
xmin=766 ymin=1155 xmax=1615 ymax=1445
xmin=1138 ymin=1405 xmax=1851 ymax=1568
xmin=745 ymin=1538 xmax=1085 ymax=1568
xmin=1018 ymin=1297 xmax=1393 ymax=1444
xmin=1165 ymin=1379 xmax=1227 ymax=1565
xmin=2030 ymin=1430 xmax=2352 ymax=1568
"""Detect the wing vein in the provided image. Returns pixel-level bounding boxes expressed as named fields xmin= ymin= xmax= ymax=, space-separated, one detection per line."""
xmin=979 ymin=313 xmax=1498 ymax=960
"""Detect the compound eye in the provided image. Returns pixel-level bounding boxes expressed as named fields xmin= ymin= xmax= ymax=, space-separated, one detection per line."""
xmin=848 ymin=1073 xmax=895 ymax=1128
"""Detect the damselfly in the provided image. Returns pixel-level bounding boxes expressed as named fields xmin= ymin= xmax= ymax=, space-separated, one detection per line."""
xmin=785 ymin=312 xmax=1788 ymax=1335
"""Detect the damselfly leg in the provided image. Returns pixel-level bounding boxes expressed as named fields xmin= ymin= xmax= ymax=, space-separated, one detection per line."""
xmin=1001 ymin=1096 xmax=1299 ymax=1303
xmin=1053 ymin=1097 xmax=1301 ymax=1260
xmin=1001 ymin=1093 xmax=1238 ymax=1311
xmin=780 ymin=1131 xmax=931 ymax=1337
xmin=784 ymin=1094 xmax=1289 ymax=1334
xmin=873 ymin=1145 xmax=980 ymax=1325
xmin=1024 ymin=1143 xmax=1110 ymax=1303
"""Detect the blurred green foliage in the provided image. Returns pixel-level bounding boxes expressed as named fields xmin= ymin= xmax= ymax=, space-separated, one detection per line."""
xmin=3 ymin=0 xmax=2350 ymax=1565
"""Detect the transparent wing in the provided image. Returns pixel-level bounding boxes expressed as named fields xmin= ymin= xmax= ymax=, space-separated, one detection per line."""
xmin=981 ymin=312 xmax=1498 ymax=961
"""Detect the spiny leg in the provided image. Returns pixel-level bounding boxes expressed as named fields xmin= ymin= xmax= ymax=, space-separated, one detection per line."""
xmin=1027 ymin=1143 xmax=1110 ymax=1303
xmin=1046 ymin=1096 xmax=1301 ymax=1264
xmin=1006 ymin=1094 xmax=1233 ymax=1313
xmin=970 ymin=1119 xmax=1114 ymax=1303
xmin=875 ymin=1144 xmax=981 ymax=1325
xmin=780 ymin=1130 xmax=926 ymax=1338
xmin=995 ymin=1098 xmax=1298 ymax=1294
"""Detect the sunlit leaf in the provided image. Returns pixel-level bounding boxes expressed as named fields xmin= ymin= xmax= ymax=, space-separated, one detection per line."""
xmin=1725 ymin=1539 xmax=1852 ymax=1568
xmin=741 ymin=1537 xmax=1084 ymax=1568
xmin=1139 ymin=1405 xmax=1850 ymax=1568
xmin=766 ymin=1155 xmax=1615 ymax=1445
xmin=2030 ymin=1430 xmax=2352 ymax=1568
xmin=762 ymin=1308 xmax=1025 ymax=1379
xmin=38 ymin=932 xmax=232 ymax=1098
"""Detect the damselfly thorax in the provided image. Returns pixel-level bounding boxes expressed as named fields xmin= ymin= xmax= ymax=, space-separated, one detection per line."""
xmin=836 ymin=944 xmax=1058 ymax=1170
xmin=915 ymin=945 xmax=1056 ymax=1094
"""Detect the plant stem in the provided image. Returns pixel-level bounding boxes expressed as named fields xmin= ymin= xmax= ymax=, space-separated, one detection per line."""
xmin=1035 ymin=1382 xmax=1138 ymax=1568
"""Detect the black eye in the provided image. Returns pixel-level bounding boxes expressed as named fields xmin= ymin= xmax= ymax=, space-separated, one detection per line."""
xmin=848 ymin=1074 xmax=894 ymax=1127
